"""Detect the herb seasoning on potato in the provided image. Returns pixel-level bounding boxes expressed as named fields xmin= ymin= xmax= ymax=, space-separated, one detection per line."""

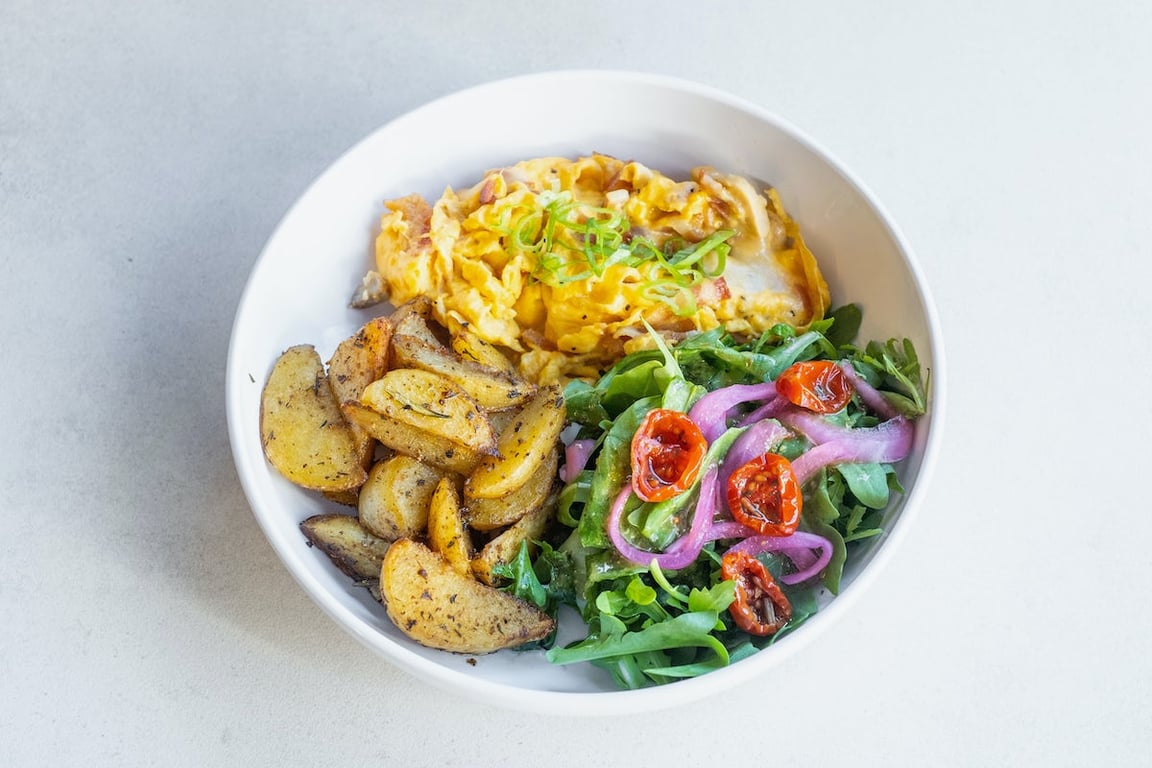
xmin=258 ymin=156 xmax=926 ymax=688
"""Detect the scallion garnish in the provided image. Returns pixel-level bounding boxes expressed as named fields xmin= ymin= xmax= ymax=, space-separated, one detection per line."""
xmin=484 ymin=190 xmax=734 ymax=315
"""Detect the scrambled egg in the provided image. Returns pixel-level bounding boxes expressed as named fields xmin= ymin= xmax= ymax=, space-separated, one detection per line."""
xmin=358 ymin=155 xmax=829 ymax=382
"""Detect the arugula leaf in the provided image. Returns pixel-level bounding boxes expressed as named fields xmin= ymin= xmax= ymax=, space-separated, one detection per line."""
xmin=546 ymin=611 xmax=730 ymax=668
xmin=642 ymin=655 xmax=731 ymax=680
xmin=854 ymin=338 xmax=927 ymax=417
xmin=806 ymin=515 xmax=848 ymax=595
xmin=534 ymin=316 xmax=927 ymax=687
xmin=825 ymin=304 xmax=863 ymax=348
xmin=686 ymin=579 xmax=737 ymax=614
xmin=806 ymin=467 xmax=844 ymax=525
xmin=493 ymin=540 xmax=547 ymax=608
xmin=836 ymin=463 xmax=891 ymax=509
xmin=688 ymin=329 xmax=834 ymax=384
xmin=757 ymin=581 xmax=821 ymax=646
xmin=491 ymin=540 xmax=577 ymax=649
xmin=842 ymin=504 xmax=884 ymax=543
xmin=579 ymin=549 xmax=647 ymax=609
xmin=802 ymin=469 xmax=849 ymax=594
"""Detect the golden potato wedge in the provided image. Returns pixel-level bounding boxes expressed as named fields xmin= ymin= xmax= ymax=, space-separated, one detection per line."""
xmin=427 ymin=477 xmax=473 ymax=576
xmin=392 ymin=334 xmax=535 ymax=411
xmin=467 ymin=447 xmax=559 ymax=531
xmin=358 ymin=455 xmax=443 ymax=540
xmin=341 ymin=401 xmax=484 ymax=475
xmin=471 ymin=499 xmax=556 ymax=586
xmin=450 ymin=327 xmax=517 ymax=374
xmin=464 ymin=385 xmax=566 ymax=500
xmin=326 ymin=316 xmax=393 ymax=469
xmin=360 ymin=369 xmax=498 ymax=456
xmin=300 ymin=513 xmax=390 ymax=583
xmin=380 ymin=538 xmax=554 ymax=653
xmin=323 ymin=488 xmax=360 ymax=507
xmin=260 ymin=345 xmax=367 ymax=492
xmin=389 ymin=296 xmax=439 ymax=344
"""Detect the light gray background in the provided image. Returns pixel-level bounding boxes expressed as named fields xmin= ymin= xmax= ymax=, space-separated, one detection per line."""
xmin=3 ymin=1 xmax=1149 ymax=765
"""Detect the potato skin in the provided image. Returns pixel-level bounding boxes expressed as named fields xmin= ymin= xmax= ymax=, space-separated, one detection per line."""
xmin=380 ymin=539 xmax=554 ymax=653
xmin=326 ymin=316 xmax=393 ymax=469
xmin=260 ymin=345 xmax=367 ymax=491
xmin=300 ymin=513 xmax=390 ymax=582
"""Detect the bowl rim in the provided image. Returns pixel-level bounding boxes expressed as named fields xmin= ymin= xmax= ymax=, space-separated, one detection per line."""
xmin=226 ymin=68 xmax=947 ymax=716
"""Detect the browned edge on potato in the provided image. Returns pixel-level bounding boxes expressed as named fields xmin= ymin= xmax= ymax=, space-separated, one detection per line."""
xmin=260 ymin=345 xmax=368 ymax=492
xmin=380 ymin=539 xmax=554 ymax=654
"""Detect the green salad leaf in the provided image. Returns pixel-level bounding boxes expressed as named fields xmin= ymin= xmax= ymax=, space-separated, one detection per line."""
xmin=492 ymin=540 xmax=577 ymax=650
xmin=522 ymin=308 xmax=925 ymax=687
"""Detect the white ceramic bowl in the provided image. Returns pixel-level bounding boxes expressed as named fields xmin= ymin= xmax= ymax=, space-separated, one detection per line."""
xmin=226 ymin=70 xmax=945 ymax=715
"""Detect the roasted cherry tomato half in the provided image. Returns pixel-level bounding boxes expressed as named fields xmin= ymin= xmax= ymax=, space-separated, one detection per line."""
xmin=721 ymin=550 xmax=792 ymax=636
xmin=726 ymin=452 xmax=801 ymax=537
xmin=775 ymin=360 xmax=853 ymax=414
xmin=630 ymin=408 xmax=707 ymax=502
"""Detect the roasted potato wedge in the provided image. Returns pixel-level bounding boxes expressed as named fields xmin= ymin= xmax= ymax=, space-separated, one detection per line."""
xmin=326 ymin=316 xmax=393 ymax=470
xmin=380 ymin=539 xmax=554 ymax=653
xmin=427 ymin=477 xmax=473 ymax=576
xmin=471 ymin=499 xmax=556 ymax=586
xmin=323 ymin=488 xmax=360 ymax=507
xmin=260 ymin=345 xmax=367 ymax=492
xmin=341 ymin=401 xmax=484 ymax=475
xmin=389 ymin=296 xmax=439 ymax=344
xmin=450 ymin=327 xmax=517 ymax=374
xmin=300 ymin=513 xmax=390 ymax=583
xmin=360 ymin=369 xmax=498 ymax=456
xmin=464 ymin=385 xmax=566 ymax=500
xmin=467 ymin=447 xmax=559 ymax=531
xmin=358 ymin=455 xmax=443 ymax=540
xmin=392 ymin=334 xmax=535 ymax=411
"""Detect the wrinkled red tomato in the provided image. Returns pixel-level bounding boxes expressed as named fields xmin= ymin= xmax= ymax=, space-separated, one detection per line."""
xmin=721 ymin=550 xmax=792 ymax=636
xmin=775 ymin=360 xmax=853 ymax=414
xmin=726 ymin=452 xmax=801 ymax=537
xmin=630 ymin=409 xmax=707 ymax=502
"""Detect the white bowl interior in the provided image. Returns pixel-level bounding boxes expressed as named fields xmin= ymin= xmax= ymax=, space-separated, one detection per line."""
xmin=226 ymin=71 xmax=944 ymax=715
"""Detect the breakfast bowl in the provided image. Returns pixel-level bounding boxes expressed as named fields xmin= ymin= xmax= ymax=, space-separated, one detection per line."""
xmin=226 ymin=70 xmax=945 ymax=715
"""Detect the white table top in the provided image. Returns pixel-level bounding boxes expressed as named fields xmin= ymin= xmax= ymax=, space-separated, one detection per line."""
xmin=4 ymin=1 xmax=1149 ymax=764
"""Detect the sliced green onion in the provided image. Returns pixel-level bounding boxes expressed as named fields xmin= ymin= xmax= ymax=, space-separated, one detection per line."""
xmin=481 ymin=188 xmax=736 ymax=310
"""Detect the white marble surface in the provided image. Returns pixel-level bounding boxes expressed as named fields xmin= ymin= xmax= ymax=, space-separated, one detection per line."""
xmin=3 ymin=1 xmax=1149 ymax=764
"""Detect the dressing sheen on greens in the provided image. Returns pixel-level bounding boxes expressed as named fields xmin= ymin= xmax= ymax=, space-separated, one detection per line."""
xmin=492 ymin=306 xmax=927 ymax=689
